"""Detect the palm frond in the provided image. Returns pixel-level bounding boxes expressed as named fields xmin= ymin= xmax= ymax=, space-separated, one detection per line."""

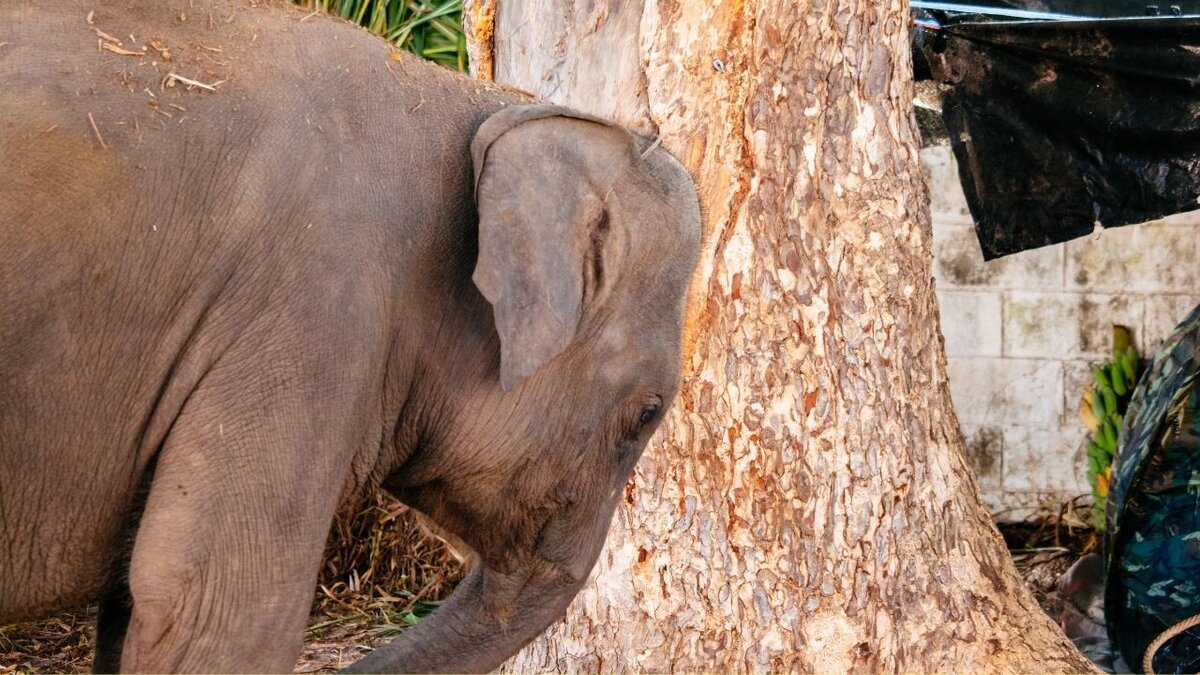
xmin=293 ymin=0 xmax=468 ymax=71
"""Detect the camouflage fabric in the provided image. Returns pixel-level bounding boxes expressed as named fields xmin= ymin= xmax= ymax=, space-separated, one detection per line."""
xmin=1105 ymin=304 xmax=1200 ymax=673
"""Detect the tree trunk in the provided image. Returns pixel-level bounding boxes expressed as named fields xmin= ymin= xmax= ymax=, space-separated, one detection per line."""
xmin=464 ymin=1 xmax=1095 ymax=671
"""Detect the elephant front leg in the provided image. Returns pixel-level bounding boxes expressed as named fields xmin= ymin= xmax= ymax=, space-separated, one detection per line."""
xmin=117 ymin=356 xmax=369 ymax=672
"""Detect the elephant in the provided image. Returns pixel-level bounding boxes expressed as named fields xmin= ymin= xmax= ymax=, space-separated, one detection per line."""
xmin=0 ymin=1 xmax=701 ymax=672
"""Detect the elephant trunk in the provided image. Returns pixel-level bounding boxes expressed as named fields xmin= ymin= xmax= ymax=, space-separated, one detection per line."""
xmin=341 ymin=560 xmax=583 ymax=673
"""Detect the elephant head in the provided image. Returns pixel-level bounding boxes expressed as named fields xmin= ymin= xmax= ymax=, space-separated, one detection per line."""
xmin=349 ymin=105 xmax=701 ymax=673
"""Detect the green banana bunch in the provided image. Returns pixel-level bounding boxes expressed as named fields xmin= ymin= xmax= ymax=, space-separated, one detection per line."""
xmin=1080 ymin=325 xmax=1141 ymax=531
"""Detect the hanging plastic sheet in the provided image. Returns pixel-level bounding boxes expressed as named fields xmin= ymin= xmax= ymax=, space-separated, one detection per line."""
xmin=915 ymin=3 xmax=1200 ymax=259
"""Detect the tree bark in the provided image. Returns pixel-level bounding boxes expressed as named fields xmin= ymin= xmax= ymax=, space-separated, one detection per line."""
xmin=465 ymin=1 xmax=1095 ymax=671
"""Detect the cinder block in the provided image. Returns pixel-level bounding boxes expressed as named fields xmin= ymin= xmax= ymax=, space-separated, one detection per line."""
xmin=979 ymin=490 xmax=1008 ymax=516
xmin=1003 ymin=424 xmax=1090 ymax=494
xmin=959 ymin=423 xmax=1003 ymax=492
xmin=947 ymin=358 xmax=1062 ymax=426
xmin=934 ymin=222 xmax=999 ymax=288
xmin=1075 ymin=294 xmax=1144 ymax=359
xmin=1064 ymin=226 xmax=1139 ymax=291
xmin=1066 ymin=219 xmax=1198 ymax=293
xmin=1142 ymin=294 xmax=1200 ymax=351
xmin=991 ymin=243 xmax=1064 ymax=290
xmin=920 ymin=147 xmax=972 ymax=221
xmin=1062 ymin=359 xmax=1098 ymax=425
xmin=1160 ymin=209 xmax=1200 ymax=226
xmin=937 ymin=291 xmax=1002 ymax=357
xmin=1002 ymin=291 xmax=1142 ymax=359
xmin=1003 ymin=292 xmax=1079 ymax=358
xmin=934 ymin=222 xmax=1063 ymax=290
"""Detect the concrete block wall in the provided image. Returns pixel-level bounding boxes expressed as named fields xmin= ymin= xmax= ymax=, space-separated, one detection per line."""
xmin=922 ymin=146 xmax=1200 ymax=519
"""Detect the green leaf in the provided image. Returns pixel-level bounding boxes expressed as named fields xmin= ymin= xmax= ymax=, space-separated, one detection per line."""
xmin=294 ymin=0 xmax=467 ymax=72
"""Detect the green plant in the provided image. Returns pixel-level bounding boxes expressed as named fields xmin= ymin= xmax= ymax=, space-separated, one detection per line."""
xmin=294 ymin=0 xmax=467 ymax=72
xmin=1079 ymin=325 xmax=1142 ymax=531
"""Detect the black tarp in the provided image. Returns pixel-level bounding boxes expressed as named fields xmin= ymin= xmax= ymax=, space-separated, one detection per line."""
xmin=915 ymin=4 xmax=1200 ymax=259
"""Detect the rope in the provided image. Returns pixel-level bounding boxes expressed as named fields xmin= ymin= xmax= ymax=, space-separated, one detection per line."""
xmin=1143 ymin=613 xmax=1200 ymax=674
xmin=909 ymin=1 xmax=1093 ymax=21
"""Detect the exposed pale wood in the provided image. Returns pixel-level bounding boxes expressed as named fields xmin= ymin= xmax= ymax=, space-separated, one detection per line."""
xmin=465 ymin=1 xmax=1096 ymax=671
xmin=463 ymin=0 xmax=496 ymax=82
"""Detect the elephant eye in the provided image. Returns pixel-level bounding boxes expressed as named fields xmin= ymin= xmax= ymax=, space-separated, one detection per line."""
xmin=638 ymin=402 xmax=661 ymax=425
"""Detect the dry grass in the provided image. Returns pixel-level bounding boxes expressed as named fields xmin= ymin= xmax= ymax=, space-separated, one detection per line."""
xmin=0 ymin=491 xmax=464 ymax=674
xmin=298 ymin=491 xmax=467 ymax=672
xmin=0 ymin=612 xmax=94 ymax=674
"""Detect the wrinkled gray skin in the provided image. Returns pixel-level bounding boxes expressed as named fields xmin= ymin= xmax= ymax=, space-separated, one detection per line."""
xmin=0 ymin=1 xmax=700 ymax=672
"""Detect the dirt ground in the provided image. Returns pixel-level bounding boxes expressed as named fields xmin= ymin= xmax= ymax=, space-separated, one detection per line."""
xmin=999 ymin=509 xmax=1101 ymax=617
xmin=1 ymin=503 xmax=1098 ymax=673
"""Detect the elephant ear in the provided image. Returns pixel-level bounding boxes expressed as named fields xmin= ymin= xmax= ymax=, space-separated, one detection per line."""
xmin=470 ymin=104 xmax=641 ymax=391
